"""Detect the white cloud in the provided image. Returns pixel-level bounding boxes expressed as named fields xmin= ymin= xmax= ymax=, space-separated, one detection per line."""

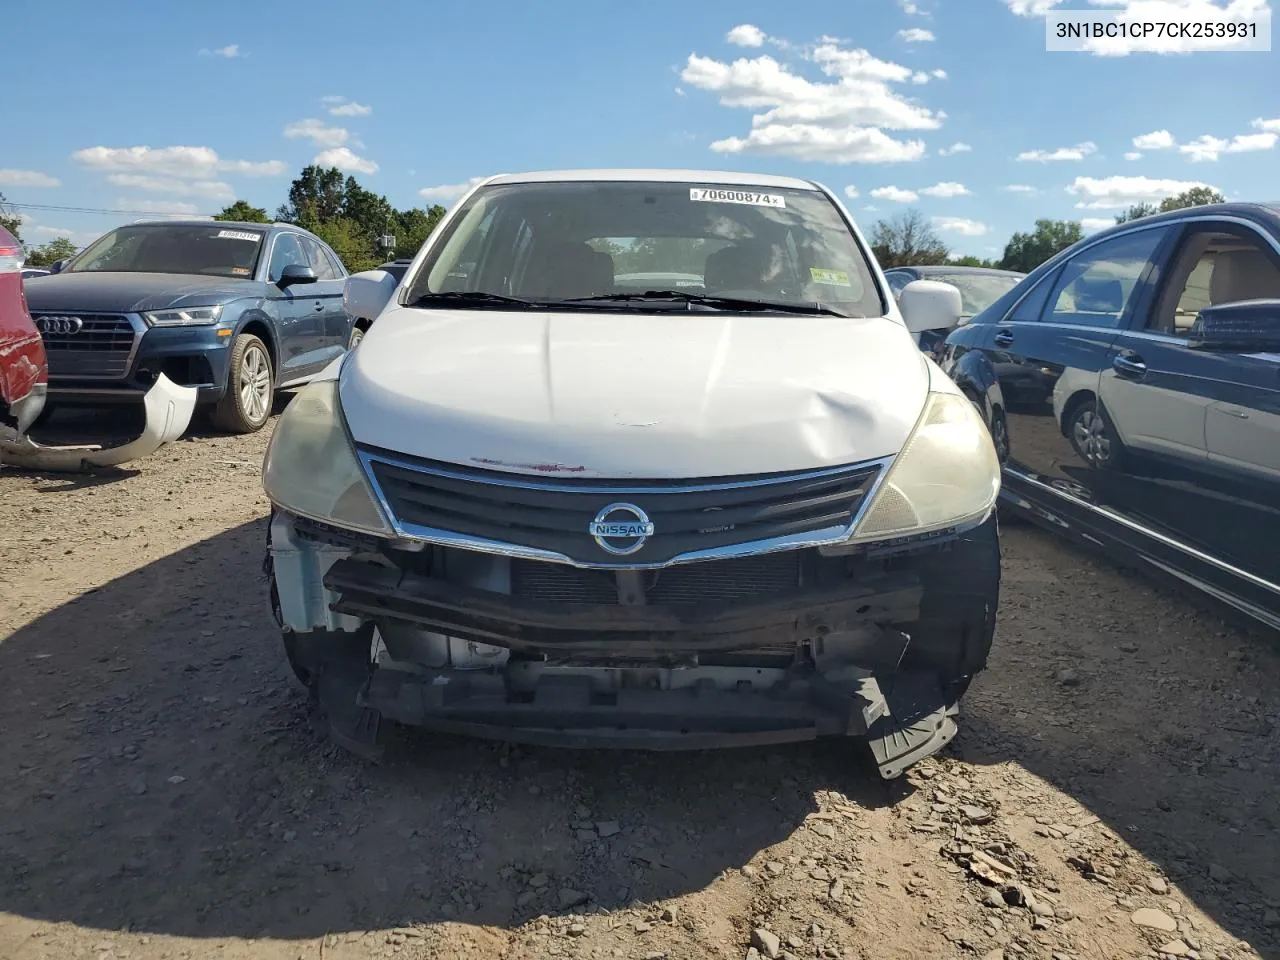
xmin=314 ymin=147 xmax=378 ymax=174
xmin=1125 ymin=151 xmax=1143 ymax=160
xmin=1004 ymin=184 xmax=1037 ymax=193
xmin=0 ymin=169 xmax=60 ymax=188
xmin=931 ymin=68 xmax=948 ymax=79
xmin=283 ymin=118 xmax=352 ymax=148
xmin=871 ymin=185 xmax=919 ymax=203
xmin=117 ymin=199 xmax=201 ymax=215
xmin=1081 ymin=217 xmax=1115 ymax=232
xmin=105 ymin=174 xmax=234 ymax=199
xmin=1178 ymin=131 xmax=1277 ymax=161
xmin=938 ymin=142 xmax=971 ymax=156
xmin=1133 ymin=129 xmax=1175 ymax=150
xmin=899 ymin=0 xmax=922 ymax=12
xmin=674 ymin=87 xmax=686 ymax=96
xmin=72 ymin=145 xmax=283 ymax=180
xmin=843 ymin=185 xmax=860 ymax=198
xmin=680 ymin=38 xmax=942 ymax=164
xmin=1017 ymin=141 xmax=1097 ymax=162
xmin=324 ymin=97 xmax=372 ymax=117
xmin=898 ymin=28 xmax=935 ymax=42
xmin=726 ymin=24 xmax=766 ymax=47
xmin=919 ymin=180 xmax=970 ymax=197
xmin=1003 ymin=0 xmax=1270 ymax=55
xmin=1254 ymin=117 xmax=1280 ymax=133
xmin=418 ymin=176 xmax=488 ymax=202
xmin=862 ymin=205 xmax=880 ymax=213
xmin=933 ymin=216 xmax=988 ymax=236
xmin=199 ymin=44 xmax=242 ymax=58
xmin=1067 ymin=174 xmax=1221 ymax=209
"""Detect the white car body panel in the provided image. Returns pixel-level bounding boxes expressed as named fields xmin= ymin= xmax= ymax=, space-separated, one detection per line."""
xmin=340 ymin=306 xmax=931 ymax=479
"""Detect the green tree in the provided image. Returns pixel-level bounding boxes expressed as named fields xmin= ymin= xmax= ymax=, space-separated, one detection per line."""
xmin=276 ymin=165 xmax=347 ymax=227
xmin=312 ymin=217 xmax=379 ymax=273
xmin=949 ymin=255 xmax=1000 ymax=268
xmin=870 ymin=209 xmax=949 ymax=268
xmin=999 ymin=219 xmax=1083 ymax=273
xmin=392 ymin=205 xmax=447 ymax=259
xmin=1114 ymin=202 xmax=1158 ymax=224
xmin=213 ymin=200 xmax=270 ymax=223
xmin=25 ymin=236 xmax=77 ymax=267
xmin=1159 ymin=186 xmax=1225 ymax=212
xmin=0 ymin=192 xmax=22 ymax=242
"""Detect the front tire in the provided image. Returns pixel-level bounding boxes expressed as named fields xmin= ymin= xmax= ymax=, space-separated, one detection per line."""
xmin=210 ymin=333 xmax=274 ymax=433
xmin=347 ymin=323 xmax=367 ymax=351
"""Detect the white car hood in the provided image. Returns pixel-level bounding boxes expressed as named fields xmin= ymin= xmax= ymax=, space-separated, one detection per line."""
xmin=339 ymin=306 xmax=929 ymax=479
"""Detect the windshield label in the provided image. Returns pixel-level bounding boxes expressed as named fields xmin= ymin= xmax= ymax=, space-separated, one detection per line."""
xmin=810 ymin=267 xmax=850 ymax=286
xmin=690 ymin=188 xmax=786 ymax=209
xmin=215 ymin=230 xmax=261 ymax=242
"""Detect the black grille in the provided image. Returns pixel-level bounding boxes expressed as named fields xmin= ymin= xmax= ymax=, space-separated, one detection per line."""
xmin=511 ymin=552 xmax=802 ymax=604
xmin=366 ymin=453 xmax=881 ymax=566
xmin=37 ymin=314 xmax=136 ymax=379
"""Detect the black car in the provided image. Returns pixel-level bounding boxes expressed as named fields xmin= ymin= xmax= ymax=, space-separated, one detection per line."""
xmin=24 ymin=220 xmax=357 ymax=433
xmin=941 ymin=202 xmax=1280 ymax=630
xmin=883 ymin=265 xmax=1025 ymax=356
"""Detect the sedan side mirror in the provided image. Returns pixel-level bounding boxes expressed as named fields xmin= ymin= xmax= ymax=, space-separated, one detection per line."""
xmin=898 ymin=279 xmax=963 ymax=336
xmin=49 ymin=258 xmax=69 ymax=275
xmin=1189 ymin=298 xmax=1280 ymax=352
xmin=278 ymin=263 xmax=318 ymax=288
xmin=343 ymin=269 xmax=398 ymax=322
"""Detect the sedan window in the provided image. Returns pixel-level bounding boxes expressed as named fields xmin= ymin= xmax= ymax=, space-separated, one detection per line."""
xmin=1151 ymin=229 xmax=1280 ymax=337
xmin=1042 ymin=227 xmax=1169 ymax=328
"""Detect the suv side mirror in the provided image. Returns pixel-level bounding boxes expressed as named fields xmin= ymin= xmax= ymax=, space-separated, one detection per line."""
xmin=343 ymin=269 xmax=398 ymax=322
xmin=1189 ymin=299 xmax=1280 ymax=352
xmin=898 ymin=279 xmax=963 ymax=336
xmin=278 ymin=263 xmax=318 ymax=288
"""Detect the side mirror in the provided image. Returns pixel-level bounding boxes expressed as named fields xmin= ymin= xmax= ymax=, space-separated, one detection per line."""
xmin=898 ymin=279 xmax=963 ymax=336
xmin=278 ymin=263 xmax=318 ymax=288
xmin=1189 ymin=299 xmax=1280 ymax=352
xmin=343 ymin=269 xmax=398 ymax=322
xmin=49 ymin=259 xmax=69 ymax=275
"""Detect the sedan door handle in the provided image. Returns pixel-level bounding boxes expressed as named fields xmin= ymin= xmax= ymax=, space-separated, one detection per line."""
xmin=1112 ymin=353 xmax=1147 ymax=377
xmin=993 ymin=329 xmax=1015 ymax=347
xmin=1220 ymin=405 xmax=1250 ymax=419
xmin=313 ymin=302 xmax=325 ymax=311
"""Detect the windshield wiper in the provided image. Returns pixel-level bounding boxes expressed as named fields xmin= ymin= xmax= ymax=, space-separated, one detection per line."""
xmin=408 ymin=291 xmax=544 ymax=309
xmin=557 ymin=290 xmax=848 ymax=317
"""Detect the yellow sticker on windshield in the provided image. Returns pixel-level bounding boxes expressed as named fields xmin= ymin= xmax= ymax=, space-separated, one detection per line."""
xmin=810 ymin=267 xmax=850 ymax=286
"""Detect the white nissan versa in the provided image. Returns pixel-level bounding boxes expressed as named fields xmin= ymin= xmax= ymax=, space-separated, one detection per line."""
xmin=261 ymin=169 xmax=1001 ymax=779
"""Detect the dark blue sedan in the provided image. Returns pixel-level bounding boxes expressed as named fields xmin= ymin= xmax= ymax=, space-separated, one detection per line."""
xmin=940 ymin=202 xmax=1280 ymax=631
xmin=23 ymin=220 xmax=357 ymax=433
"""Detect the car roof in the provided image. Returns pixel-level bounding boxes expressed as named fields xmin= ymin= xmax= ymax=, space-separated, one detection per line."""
xmin=1084 ymin=202 xmax=1280 ymax=243
xmin=484 ymin=169 xmax=821 ymax=191
xmin=904 ymin=265 xmax=1026 ymax=278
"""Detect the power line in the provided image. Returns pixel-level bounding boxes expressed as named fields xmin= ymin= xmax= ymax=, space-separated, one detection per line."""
xmin=0 ymin=200 xmax=215 ymax=218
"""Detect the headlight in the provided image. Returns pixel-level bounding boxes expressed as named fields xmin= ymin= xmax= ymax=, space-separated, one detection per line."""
xmin=142 ymin=305 xmax=223 ymax=326
xmin=261 ymin=380 xmax=393 ymax=537
xmin=842 ymin=391 xmax=1000 ymax=546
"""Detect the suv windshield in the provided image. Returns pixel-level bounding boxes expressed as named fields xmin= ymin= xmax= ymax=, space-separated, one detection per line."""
xmin=927 ymin=273 xmax=1023 ymax=317
xmin=66 ymin=224 xmax=267 ymax=279
xmin=404 ymin=180 xmax=884 ymax=318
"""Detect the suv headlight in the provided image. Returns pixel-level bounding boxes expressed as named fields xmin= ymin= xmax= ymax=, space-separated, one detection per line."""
xmin=262 ymin=380 xmax=393 ymax=537
xmin=840 ymin=391 xmax=1000 ymax=547
xmin=142 ymin=305 xmax=223 ymax=326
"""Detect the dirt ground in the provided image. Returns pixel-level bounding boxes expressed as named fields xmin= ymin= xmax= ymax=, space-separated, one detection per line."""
xmin=2 ymin=410 xmax=1278 ymax=960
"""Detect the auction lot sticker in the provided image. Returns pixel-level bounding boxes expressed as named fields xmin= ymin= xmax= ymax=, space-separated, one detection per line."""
xmin=810 ymin=267 xmax=851 ymax=286
xmin=215 ymin=230 xmax=262 ymax=242
xmin=690 ymin=187 xmax=786 ymax=209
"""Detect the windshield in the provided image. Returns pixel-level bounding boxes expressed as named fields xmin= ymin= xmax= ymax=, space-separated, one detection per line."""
xmin=67 ymin=224 xmax=266 ymax=279
xmin=927 ymin=273 xmax=1023 ymax=317
xmin=404 ymin=181 xmax=884 ymax=318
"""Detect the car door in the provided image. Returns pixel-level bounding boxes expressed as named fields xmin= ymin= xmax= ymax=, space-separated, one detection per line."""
xmin=298 ymin=235 xmax=349 ymax=355
xmin=266 ymin=232 xmax=326 ymax=382
xmin=984 ymin=225 xmax=1173 ymax=508
xmin=1097 ymin=219 xmax=1280 ymax=588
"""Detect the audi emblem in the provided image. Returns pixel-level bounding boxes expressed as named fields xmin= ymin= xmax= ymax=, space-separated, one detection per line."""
xmin=37 ymin=315 xmax=84 ymax=335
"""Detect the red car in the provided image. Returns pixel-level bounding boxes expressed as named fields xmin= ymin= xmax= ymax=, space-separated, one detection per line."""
xmin=0 ymin=226 xmax=197 ymax=470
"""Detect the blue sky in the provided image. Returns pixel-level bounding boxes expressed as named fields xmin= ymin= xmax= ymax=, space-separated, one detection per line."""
xmin=3 ymin=0 xmax=1276 ymax=259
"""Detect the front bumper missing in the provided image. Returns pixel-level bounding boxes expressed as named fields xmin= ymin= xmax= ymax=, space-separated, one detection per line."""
xmin=306 ymin=556 xmax=961 ymax=778
xmin=0 ymin=373 xmax=196 ymax=471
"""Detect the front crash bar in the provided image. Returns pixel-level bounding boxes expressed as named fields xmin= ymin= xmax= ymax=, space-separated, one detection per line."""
xmin=0 ymin=374 xmax=197 ymax=472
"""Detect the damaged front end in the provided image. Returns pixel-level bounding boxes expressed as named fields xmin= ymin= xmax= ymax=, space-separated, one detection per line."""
xmin=266 ymin=507 xmax=999 ymax=779
xmin=0 ymin=374 xmax=197 ymax=471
